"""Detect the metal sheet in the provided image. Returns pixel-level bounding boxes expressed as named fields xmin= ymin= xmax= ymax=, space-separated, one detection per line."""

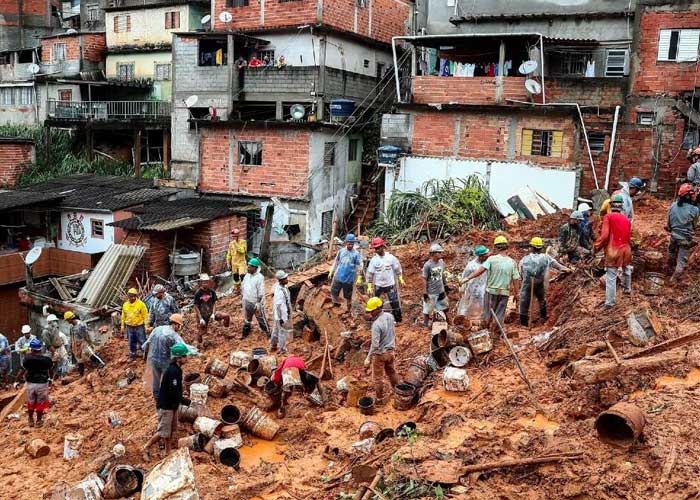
xmin=76 ymin=244 xmax=146 ymax=307
xmin=142 ymin=217 xmax=209 ymax=231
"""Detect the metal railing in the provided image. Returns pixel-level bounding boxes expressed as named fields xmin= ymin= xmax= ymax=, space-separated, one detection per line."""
xmin=47 ymin=99 xmax=171 ymax=121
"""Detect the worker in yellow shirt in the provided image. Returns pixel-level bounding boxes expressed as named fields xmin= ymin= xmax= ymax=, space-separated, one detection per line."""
xmin=226 ymin=228 xmax=247 ymax=288
xmin=121 ymin=288 xmax=149 ymax=359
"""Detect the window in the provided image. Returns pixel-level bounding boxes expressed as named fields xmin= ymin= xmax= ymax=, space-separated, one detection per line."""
xmin=155 ymin=63 xmax=171 ymax=80
xmin=348 ymin=138 xmax=359 ymax=162
xmin=521 ymin=129 xmax=563 ymax=157
xmin=0 ymin=53 xmax=11 ymax=65
xmin=165 ymin=11 xmax=180 ymax=29
xmin=259 ymin=49 xmax=275 ymax=62
xmin=637 ymin=112 xmax=655 ymax=126
xmin=239 ymin=141 xmax=262 ymax=166
xmin=658 ymin=29 xmax=700 ymax=62
xmin=52 ymin=43 xmax=66 ymax=62
xmin=17 ymin=50 xmax=33 ymax=63
xmin=363 ymin=59 xmax=370 ymax=68
xmin=198 ymin=39 xmax=227 ymax=66
xmin=113 ymin=14 xmax=131 ymax=33
xmin=117 ymin=62 xmax=134 ymax=80
xmin=321 ymin=210 xmax=333 ymax=237
xmin=226 ymin=0 xmax=248 ymax=6
xmin=588 ymin=133 xmax=606 ymax=153
xmin=376 ymin=62 xmax=385 ymax=80
xmin=324 ymin=142 xmax=336 ymax=166
xmin=605 ymin=49 xmax=629 ymax=77
xmin=87 ymin=4 xmax=99 ymax=21
xmin=91 ymin=219 xmax=104 ymax=238
xmin=58 ymin=89 xmax=72 ymax=101
xmin=17 ymin=87 xmax=32 ymax=105
xmin=560 ymin=52 xmax=590 ymax=76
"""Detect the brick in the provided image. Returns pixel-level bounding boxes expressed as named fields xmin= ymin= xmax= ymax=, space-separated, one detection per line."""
xmin=0 ymin=142 xmax=34 ymax=187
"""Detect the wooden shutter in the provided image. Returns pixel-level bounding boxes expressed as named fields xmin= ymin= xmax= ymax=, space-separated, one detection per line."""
xmin=113 ymin=15 xmax=118 ymax=32
xmin=165 ymin=12 xmax=170 ymax=29
xmin=174 ymin=11 xmax=180 ymax=28
xmin=678 ymin=29 xmax=700 ymax=61
xmin=521 ymin=129 xmax=533 ymax=156
xmin=550 ymin=131 xmax=564 ymax=157
xmin=657 ymin=29 xmax=672 ymax=61
xmin=126 ymin=15 xmax=131 ymax=32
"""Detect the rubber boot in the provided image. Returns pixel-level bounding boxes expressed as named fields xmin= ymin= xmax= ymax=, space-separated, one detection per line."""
xmin=36 ymin=411 xmax=44 ymax=427
xmin=28 ymin=410 xmax=34 ymax=427
xmin=242 ymin=323 xmax=251 ymax=338
xmin=519 ymin=314 xmax=529 ymax=326
xmin=391 ymin=303 xmax=402 ymax=323
xmin=78 ymin=363 xmax=85 ymax=376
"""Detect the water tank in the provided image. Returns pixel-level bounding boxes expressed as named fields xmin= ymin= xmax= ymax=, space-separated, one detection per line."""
xmin=377 ymin=145 xmax=402 ymax=166
xmin=169 ymin=252 xmax=201 ymax=276
xmin=330 ymin=99 xmax=355 ymax=121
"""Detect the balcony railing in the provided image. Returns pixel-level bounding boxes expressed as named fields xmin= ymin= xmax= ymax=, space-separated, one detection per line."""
xmin=47 ymin=99 xmax=171 ymax=121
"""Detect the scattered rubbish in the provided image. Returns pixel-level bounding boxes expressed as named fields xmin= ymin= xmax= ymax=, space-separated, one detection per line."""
xmin=6 ymin=412 xmax=20 ymax=420
xmin=218 ymin=447 xmax=241 ymax=469
xmin=66 ymin=473 xmax=105 ymax=500
xmin=395 ymin=421 xmax=417 ymax=437
xmin=204 ymin=435 xmax=219 ymax=455
xmin=204 ymin=375 xmax=228 ymax=398
xmin=236 ymin=370 xmax=253 ymax=386
xmin=179 ymin=403 xmax=206 ymax=423
xmin=468 ymin=330 xmax=493 ymax=354
xmin=241 ymin=406 xmax=280 ymax=440
xmin=221 ymin=405 xmax=241 ymax=425
xmin=183 ymin=373 xmax=201 ymax=390
xmin=107 ymin=411 xmax=122 ymax=427
xmin=189 ymin=383 xmax=209 ymax=405
xmin=178 ymin=433 xmax=207 ymax=451
xmin=375 ymin=428 xmax=395 ymax=443
xmin=229 ymin=351 xmax=252 ymax=368
xmin=626 ymin=308 xmax=662 ymax=346
xmin=358 ymin=396 xmax=375 ymax=415
xmin=351 ymin=438 xmax=375 ymax=454
xmin=214 ymin=435 xmax=243 ymax=455
xmin=193 ymin=416 xmax=222 ymax=437
xmin=248 ymin=356 xmax=277 ymax=378
xmin=448 ymin=346 xmax=472 ymax=367
xmin=26 ymin=438 xmax=50 ymax=458
xmin=429 ymin=347 xmax=450 ymax=368
xmin=644 ymin=272 xmax=665 ymax=296
xmin=393 ymin=383 xmax=416 ymax=410
xmin=443 ymin=366 xmax=470 ymax=392
xmin=307 ymin=385 xmax=324 ymax=406
xmin=405 ymin=355 xmax=431 ymax=387
xmin=251 ymin=347 xmax=267 ymax=359
xmin=336 ymin=375 xmax=356 ymax=392
xmin=63 ymin=433 xmax=83 ymax=460
xmin=359 ymin=421 xmax=381 ymax=440
xmin=437 ymin=327 xmax=466 ymax=349
xmin=112 ymin=443 xmax=126 ymax=457
xmin=346 ymin=380 xmax=369 ymax=408
xmin=103 ymin=465 xmax=143 ymax=499
xmin=141 ymin=448 xmax=199 ymax=500
xmin=595 ymin=402 xmax=646 ymax=448
xmin=205 ymin=358 xmax=229 ymax=378
xmin=507 ymin=186 xmax=557 ymax=220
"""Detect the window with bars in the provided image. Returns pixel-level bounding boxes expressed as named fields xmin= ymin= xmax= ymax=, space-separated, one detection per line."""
xmin=226 ymin=0 xmax=248 ymax=6
xmin=155 ymin=63 xmax=171 ymax=80
xmin=0 ymin=87 xmax=34 ymax=105
xmin=588 ymin=133 xmax=606 ymax=153
xmin=348 ymin=138 xmax=359 ymax=162
xmin=117 ymin=62 xmax=134 ymax=80
xmin=605 ymin=49 xmax=629 ymax=77
xmin=58 ymin=89 xmax=72 ymax=101
xmin=259 ymin=49 xmax=275 ymax=62
xmin=658 ymin=29 xmax=700 ymax=62
xmin=91 ymin=219 xmax=104 ymax=238
xmin=321 ymin=210 xmax=333 ymax=237
xmin=113 ymin=14 xmax=131 ymax=33
xmin=239 ymin=141 xmax=263 ymax=165
xmin=560 ymin=52 xmax=590 ymax=76
xmin=637 ymin=112 xmax=655 ymax=126
xmin=324 ymin=142 xmax=336 ymax=166
xmin=87 ymin=4 xmax=99 ymax=21
xmin=165 ymin=11 xmax=180 ymax=29
xmin=53 ymin=43 xmax=66 ymax=62
xmin=521 ymin=129 xmax=563 ymax=158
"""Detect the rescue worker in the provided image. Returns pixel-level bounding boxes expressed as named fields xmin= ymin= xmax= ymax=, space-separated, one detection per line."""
xmin=329 ymin=234 xmax=363 ymax=313
xmin=666 ymin=183 xmax=700 ymax=281
xmin=365 ymin=237 xmax=404 ymax=323
xmin=226 ymin=228 xmax=247 ymax=288
xmin=149 ymin=284 xmax=179 ymax=329
xmin=269 ymin=355 xmax=318 ymax=418
xmin=559 ymin=211 xmax=588 ymax=262
xmin=464 ymin=235 xmax=520 ymax=329
xmin=422 ymin=243 xmax=449 ymax=326
xmin=42 ymin=314 xmax=67 ymax=378
xmin=14 ymin=324 xmax=36 ymax=365
xmin=142 ymin=342 xmax=192 ymax=460
xmin=18 ymin=339 xmax=52 ymax=427
xmin=143 ymin=313 xmax=185 ymax=402
xmin=687 ymin=147 xmax=700 ymax=185
xmin=0 ymin=332 xmax=10 ymax=388
xmin=577 ymin=202 xmax=594 ymax=250
xmin=594 ymin=194 xmax=632 ymax=308
xmin=64 ymin=311 xmax=98 ymax=376
xmin=364 ymin=297 xmax=399 ymax=404
xmin=193 ymin=274 xmax=230 ymax=347
xmin=271 ymin=270 xmax=292 ymax=354
xmin=241 ymin=259 xmax=269 ymax=338
xmin=121 ymin=287 xmax=149 ymax=358
xmin=620 ymin=177 xmax=643 ymax=222
xmin=518 ymin=237 xmax=570 ymax=326
xmin=458 ymin=245 xmax=490 ymax=325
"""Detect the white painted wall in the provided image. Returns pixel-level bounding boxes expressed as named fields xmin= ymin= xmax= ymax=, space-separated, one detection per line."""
xmin=385 ymin=156 xmax=578 ymax=216
xmin=59 ymin=211 xmax=115 ymax=254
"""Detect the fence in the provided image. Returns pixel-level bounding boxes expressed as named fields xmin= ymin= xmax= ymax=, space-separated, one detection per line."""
xmin=47 ymin=99 xmax=171 ymax=121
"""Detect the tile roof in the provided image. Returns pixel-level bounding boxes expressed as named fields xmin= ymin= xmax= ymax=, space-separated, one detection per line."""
xmin=0 ymin=190 xmax=66 ymax=211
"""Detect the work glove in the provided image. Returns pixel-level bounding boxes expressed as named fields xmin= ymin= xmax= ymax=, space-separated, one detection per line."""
xmin=328 ymin=270 xmax=334 ymax=280
xmin=199 ymin=319 xmax=206 ymax=327
xmin=209 ymin=314 xmax=215 ymax=322
xmin=364 ymin=356 xmax=371 ymax=367
xmin=366 ymin=283 xmax=374 ymax=295
xmin=355 ymin=275 xmax=363 ymax=286
xmin=399 ymin=276 xmax=406 ymax=286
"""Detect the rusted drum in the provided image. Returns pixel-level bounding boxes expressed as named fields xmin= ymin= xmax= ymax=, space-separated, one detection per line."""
xmin=595 ymin=402 xmax=645 ymax=448
xmin=405 ymin=356 xmax=430 ymax=387
xmin=241 ymin=406 xmax=280 ymax=441
xmin=393 ymin=382 xmax=416 ymax=411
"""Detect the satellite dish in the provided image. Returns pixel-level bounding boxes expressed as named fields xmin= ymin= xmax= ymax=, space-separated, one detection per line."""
xmin=525 ymin=79 xmax=542 ymax=95
xmin=184 ymin=95 xmax=199 ymax=108
xmin=290 ymin=104 xmax=306 ymax=120
xmin=27 ymin=63 xmax=40 ymax=74
xmin=518 ymin=60 xmax=538 ymax=75
xmin=24 ymin=246 xmax=42 ymax=266
xmin=201 ymin=14 xmax=211 ymax=24
xmin=66 ymin=28 xmax=78 ymax=34
xmin=218 ymin=11 xmax=232 ymax=23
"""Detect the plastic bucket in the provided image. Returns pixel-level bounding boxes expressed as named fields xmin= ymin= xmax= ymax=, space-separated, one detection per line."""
xmin=468 ymin=330 xmax=493 ymax=354
xmin=229 ymin=350 xmax=252 ymax=368
xmin=443 ymin=366 xmax=469 ymax=392
xmin=282 ymin=367 xmax=303 ymax=390
xmin=376 ymin=428 xmax=395 ymax=443
xmin=179 ymin=403 xmax=205 ymax=423
xmin=193 ymin=416 xmax=222 ymax=437
xmin=189 ymin=383 xmax=209 ymax=405
xmin=358 ymin=396 xmax=375 ymax=415
xmin=205 ymin=358 xmax=229 ymax=378
xmin=359 ymin=421 xmax=381 ymax=440
xmin=429 ymin=347 xmax=450 ymax=368
xmin=213 ymin=435 xmax=243 ymax=454
xmin=251 ymin=347 xmax=267 ymax=359
xmin=177 ymin=433 xmax=207 ymax=452
xmin=221 ymin=405 xmax=241 ymax=425
xmin=26 ymin=439 xmax=50 ymax=458
xmin=438 ymin=329 xmax=465 ymax=348
xmin=248 ymin=356 xmax=277 ymax=377
xmin=430 ymin=333 xmax=440 ymax=351
xmin=63 ymin=433 xmax=83 ymax=460
xmin=405 ymin=356 xmax=430 ymax=387
xmin=241 ymin=406 xmax=280 ymax=440
xmin=395 ymin=421 xmax=417 ymax=437
xmin=204 ymin=375 xmax=228 ymax=399
xmin=393 ymin=382 xmax=416 ymax=411
xmin=448 ymin=346 xmax=472 ymax=367
xmin=219 ymin=448 xmax=241 ymax=470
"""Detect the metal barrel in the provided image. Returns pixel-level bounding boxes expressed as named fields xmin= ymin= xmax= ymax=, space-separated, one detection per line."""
xmin=241 ymin=406 xmax=280 ymax=441
xmin=177 ymin=433 xmax=206 ymax=451
xmin=393 ymin=382 xmax=417 ymax=410
xmin=595 ymin=402 xmax=645 ymax=448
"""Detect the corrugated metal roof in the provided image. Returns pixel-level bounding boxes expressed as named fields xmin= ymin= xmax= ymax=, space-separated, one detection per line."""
xmin=141 ymin=217 xmax=209 ymax=231
xmin=75 ymin=244 xmax=146 ymax=307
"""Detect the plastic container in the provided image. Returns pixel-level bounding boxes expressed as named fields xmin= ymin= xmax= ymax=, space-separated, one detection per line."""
xmin=448 ymin=346 xmax=472 ymax=367
xmin=221 ymin=405 xmax=241 ymax=425
xmin=241 ymin=406 xmax=280 ymax=440
xmin=229 ymin=351 xmax=252 ymax=368
xmin=193 ymin=416 xmax=222 ymax=437
xmin=189 ymin=383 xmax=209 ymax=405
xmin=205 ymin=358 xmax=229 ymax=378
xmin=395 ymin=421 xmax=417 ymax=437
xmin=359 ymin=421 xmax=381 ymax=440
xmin=405 ymin=356 xmax=430 ymax=387
xmin=443 ymin=366 xmax=470 ymax=392
xmin=218 ymin=447 xmax=241 ymax=469
xmin=251 ymin=347 xmax=267 ymax=359
xmin=213 ymin=435 xmax=243 ymax=455
xmin=179 ymin=403 xmax=205 ymax=423
xmin=248 ymin=356 xmax=277 ymax=378
xmin=63 ymin=433 xmax=83 ymax=460
xmin=282 ymin=367 xmax=303 ymax=390
xmin=170 ymin=252 xmax=201 ymax=277
xmin=358 ymin=396 xmax=375 ymax=415
xmin=468 ymin=330 xmax=493 ymax=354
xmin=177 ymin=433 xmax=207 ymax=452
xmin=393 ymin=382 xmax=416 ymax=411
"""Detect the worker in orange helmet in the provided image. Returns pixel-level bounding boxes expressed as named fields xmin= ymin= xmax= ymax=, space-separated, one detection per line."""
xmin=365 ymin=237 xmax=404 ymax=323
xmin=666 ymin=183 xmax=700 ymax=281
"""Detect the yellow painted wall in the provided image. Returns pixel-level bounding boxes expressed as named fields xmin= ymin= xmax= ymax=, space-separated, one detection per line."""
xmin=106 ymin=5 xmax=201 ymax=47
xmin=106 ymin=51 xmax=172 ymax=99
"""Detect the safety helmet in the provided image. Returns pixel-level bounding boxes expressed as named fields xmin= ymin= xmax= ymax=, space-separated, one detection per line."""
xmin=530 ymin=237 xmax=544 ymax=248
xmin=570 ymin=211 xmax=584 ymax=221
xmin=679 ymin=183 xmax=694 ymax=197
xmin=494 ymin=235 xmax=508 ymax=246
xmin=63 ymin=311 xmax=75 ymax=321
xmin=199 ymin=273 xmax=211 ymax=281
xmin=169 ymin=313 xmax=184 ymax=326
xmin=152 ymin=284 xmax=165 ymax=294
xmin=629 ymin=177 xmax=643 ymax=189
xmin=345 ymin=233 xmax=357 ymax=243
xmin=611 ymin=194 xmax=624 ymax=204
xmin=429 ymin=243 xmax=444 ymax=253
xmin=365 ymin=296 xmax=384 ymax=312
xmin=46 ymin=314 xmax=58 ymax=323
xmin=248 ymin=258 xmax=261 ymax=267
xmin=170 ymin=342 xmax=191 ymax=358
xmin=275 ymin=270 xmax=288 ymax=280
xmin=474 ymin=245 xmax=489 ymax=256
xmin=127 ymin=288 xmax=138 ymax=295
xmin=371 ymin=237 xmax=385 ymax=249
xmin=29 ymin=338 xmax=43 ymax=350
xmin=21 ymin=325 xmax=31 ymax=334
xmin=577 ymin=202 xmax=592 ymax=212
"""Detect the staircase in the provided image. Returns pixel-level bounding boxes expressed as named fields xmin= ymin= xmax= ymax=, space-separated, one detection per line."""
xmin=348 ymin=179 xmax=380 ymax=235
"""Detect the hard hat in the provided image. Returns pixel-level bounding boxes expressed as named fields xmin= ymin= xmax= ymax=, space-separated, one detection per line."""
xmin=474 ymin=245 xmax=489 ymax=256
xmin=29 ymin=338 xmax=43 ymax=350
xmin=21 ymin=324 xmax=31 ymax=334
xmin=530 ymin=237 xmax=544 ymax=248
xmin=169 ymin=313 xmax=184 ymax=326
xmin=63 ymin=311 xmax=75 ymax=321
xmin=345 ymin=233 xmax=357 ymax=243
xmin=170 ymin=342 xmax=191 ymax=358
xmin=611 ymin=194 xmax=624 ymax=204
xmin=371 ymin=237 xmax=385 ymax=249
xmin=429 ymin=243 xmax=444 ymax=253
xmin=577 ymin=202 xmax=592 ymax=212
xmin=570 ymin=211 xmax=584 ymax=221
xmin=46 ymin=314 xmax=58 ymax=323
xmin=365 ymin=296 xmax=384 ymax=312
xmin=152 ymin=284 xmax=165 ymax=294
xmin=127 ymin=288 xmax=138 ymax=295
xmin=275 ymin=270 xmax=288 ymax=280
xmin=248 ymin=258 xmax=261 ymax=267
xmin=679 ymin=183 xmax=694 ymax=197
xmin=494 ymin=235 xmax=508 ymax=246
xmin=199 ymin=273 xmax=211 ymax=281
xmin=629 ymin=177 xmax=643 ymax=189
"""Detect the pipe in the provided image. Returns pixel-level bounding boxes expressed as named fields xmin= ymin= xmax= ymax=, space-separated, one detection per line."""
xmin=539 ymin=34 xmax=546 ymax=104
xmin=392 ymin=38 xmax=400 ymax=102
xmin=605 ymin=105 xmax=621 ymax=191
xmin=506 ymin=99 xmax=599 ymax=190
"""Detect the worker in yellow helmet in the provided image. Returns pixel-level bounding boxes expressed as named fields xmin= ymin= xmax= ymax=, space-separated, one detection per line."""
xmin=226 ymin=228 xmax=247 ymax=289
xmin=518 ymin=237 xmax=571 ymax=327
xmin=364 ymin=297 xmax=399 ymax=404
xmin=121 ymin=287 xmax=149 ymax=359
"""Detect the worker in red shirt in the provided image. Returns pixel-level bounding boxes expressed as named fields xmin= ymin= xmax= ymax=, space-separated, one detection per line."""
xmin=270 ymin=355 xmax=318 ymax=418
xmin=594 ymin=194 xmax=632 ymax=308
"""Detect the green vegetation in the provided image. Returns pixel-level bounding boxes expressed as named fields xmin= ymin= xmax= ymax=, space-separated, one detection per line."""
xmin=370 ymin=176 xmax=502 ymax=244
xmin=0 ymin=125 xmax=162 ymax=186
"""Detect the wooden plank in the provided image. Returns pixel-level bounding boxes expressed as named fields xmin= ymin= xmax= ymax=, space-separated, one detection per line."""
xmin=623 ymin=331 xmax=700 ymax=360
xmin=0 ymin=389 xmax=25 ymax=422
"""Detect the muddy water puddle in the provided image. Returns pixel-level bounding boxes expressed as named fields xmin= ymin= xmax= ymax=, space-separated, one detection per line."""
xmin=517 ymin=413 xmax=560 ymax=432
xmin=655 ymin=368 xmax=700 ymax=389
xmin=239 ymin=437 xmax=287 ymax=470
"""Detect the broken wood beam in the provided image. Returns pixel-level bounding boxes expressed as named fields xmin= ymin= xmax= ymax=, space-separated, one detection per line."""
xmin=566 ymin=349 xmax=688 ymax=384
xmin=606 ymin=340 xmax=622 ymax=365
xmin=623 ymin=330 xmax=700 ymax=360
xmin=461 ymin=452 xmax=583 ymax=475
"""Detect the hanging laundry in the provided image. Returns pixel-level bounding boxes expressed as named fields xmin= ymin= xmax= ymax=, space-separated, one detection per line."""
xmin=487 ymin=63 xmax=495 ymax=77
xmin=427 ymin=48 xmax=438 ymax=75
xmin=585 ymin=60 xmax=596 ymax=77
xmin=504 ymin=60 xmax=512 ymax=76
xmin=440 ymin=58 xmax=450 ymax=76
xmin=466 ymin=63 xmax=475 ymax=77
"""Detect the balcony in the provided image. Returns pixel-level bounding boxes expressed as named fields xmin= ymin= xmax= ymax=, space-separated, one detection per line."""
xmin=47 ymin=99 xmax=172 ymax=121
